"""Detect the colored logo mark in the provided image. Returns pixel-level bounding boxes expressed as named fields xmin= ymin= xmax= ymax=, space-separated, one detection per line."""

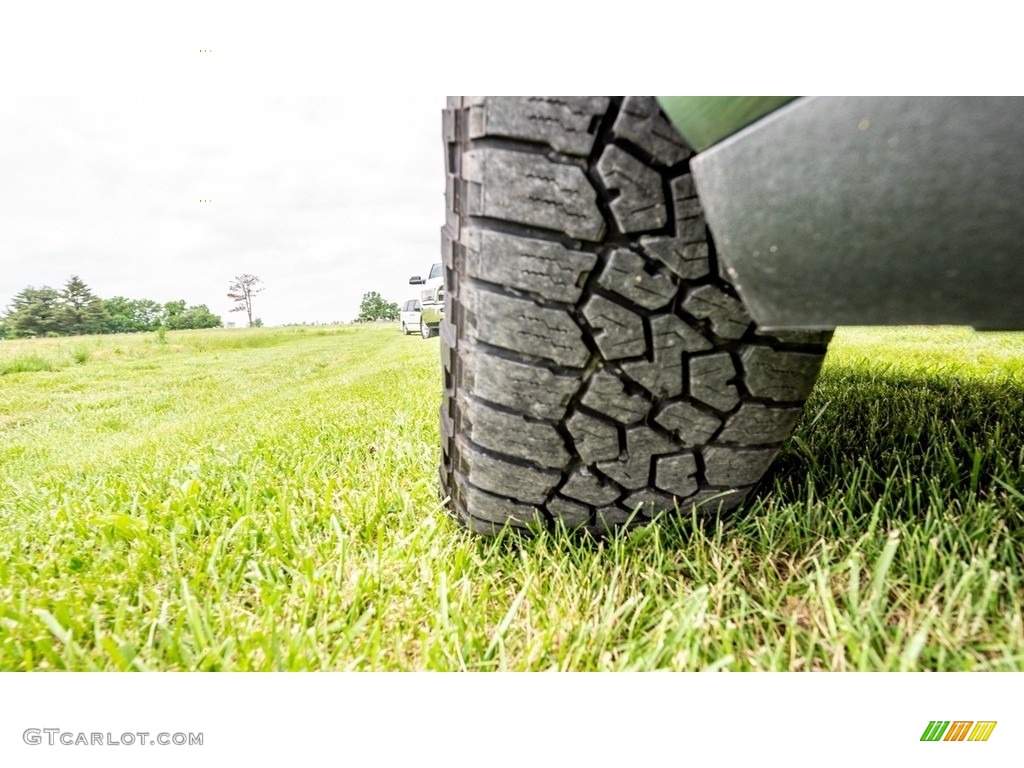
xmin=920 ymin=721 xmax=997 ymax=742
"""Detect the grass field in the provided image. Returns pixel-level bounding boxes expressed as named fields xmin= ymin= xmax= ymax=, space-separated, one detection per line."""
xmin=0 ymin=324 xmax=1022 ymax=670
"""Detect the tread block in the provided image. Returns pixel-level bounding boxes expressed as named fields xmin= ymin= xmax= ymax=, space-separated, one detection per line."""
xmin=597 ymin=248 xmax=677 ymax=310
xmin=442 ymin=227 xmax=456 ymax=270
xmin=462 ymin=148 xmax=605 ymax=241
xmin=566 ymin=410 xmax=621 ymax=464
xmin=702 ymin=445 xmax=780 ymax=487
xmin=683 ymin=285 xmax=752 ymax=340
xmin=460 ymin=481 xmax=545 ymax=527
xmin=718 ymin=403 xmax=803 ymax=444
xmin=457 ymin=439 xmax=560 ymax=504
xmin=689 ymin=352 xmax=740 ymax=412
xmin=622 ymin=314 xmax=712 ymax=399
xmin=621 ymin=357 xmax=680 ymax=400
xmin=440 ymin=397 xmax=455 ymax=441
xmin=663 ymin=176 xmax=710 ymax=244
xmin=596 ymin=145 xmax=667 ymax=233
xmin=560 ymin=469 xmax=622 ymax=505
xmin=654 ymin=401 xmax=722 ymax=445
xmin=639 ymin=235 xmax=710 ymax=280
xmin=465 ymin=229 xmax=597 ymax=304
xmin=740 ymin=347 xmax=825 ymax=402
xmin=462 ymin=352 xmax=580 ymax=421
xmin=612 ymin=97 xmax=694 ymax=167
xmin=458 ymin=395 xmax=570 ymax=469
xmin=623 ymin=488 xmax=679 ymax=518
xmin=443 ymin=107 xmax=457 ymax=144
xmin=655 ymin=452 xmax=699 ymax=498
xmin=597 ymin=426 xmax=676 ymax=489
xmin=579 ymin=370 xmax=651 ymax=424
xmin=462 ymin=283 xmax=589 ymax=367
xmin=467 ymin=97 xmax=610 ymax=156
xmin=460 ymin=513 xmax=508 ymax=537
xmin=581 ymin=295 xmax=645 ymax=360
xmin=547 ymin=496 xmax=592 ymax=527
xmin=593 ymin=506 xmax=633 ymax=532
xmin=670 ymin=175 xmax=703 ymax=221
xmin=445 ymin=194 xmax=461 ymax=236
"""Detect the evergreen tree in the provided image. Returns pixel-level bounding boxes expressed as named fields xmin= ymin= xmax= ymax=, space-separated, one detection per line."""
xmin=5 ymin=286 xmax=61 ymax=338
xmin=6 ymin=278 xmax=223 ymax=336
xmin=58 ymin=275 xmax=107 ymax=335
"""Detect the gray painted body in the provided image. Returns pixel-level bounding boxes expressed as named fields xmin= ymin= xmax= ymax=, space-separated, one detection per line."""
xmin=689 ymin=97 xmax=1024 ymax=330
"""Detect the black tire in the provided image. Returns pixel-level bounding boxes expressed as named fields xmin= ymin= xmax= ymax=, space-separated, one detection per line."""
xmin=422 ymin=322 xmax=436 ymax=339
xmin=402 ymin=322 xmax=409 ymax=335
xmin=439 ymin=97 xmax=831 ymax=536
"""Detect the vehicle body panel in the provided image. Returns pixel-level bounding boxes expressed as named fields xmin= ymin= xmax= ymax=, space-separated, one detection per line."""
xmin=657 ymin=96 xmax=794 ymax=151
xmin=660 ymin=96 xmax=1024 ymax=330
xmin=400 ymin=298 xmax=422 ymax=333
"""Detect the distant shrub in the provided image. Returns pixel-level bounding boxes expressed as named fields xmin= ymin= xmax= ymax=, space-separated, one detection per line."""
xmin=70 ymin=346 xmax=90 ymax=365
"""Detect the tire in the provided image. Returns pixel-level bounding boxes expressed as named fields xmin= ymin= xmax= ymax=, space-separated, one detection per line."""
xmin=402 ymin=323 xmax=409 ymax=335
xmin=422 ymin=322 xmax=436 ymax=339
xmin=439 ymin=97 xmax=832 ymax=536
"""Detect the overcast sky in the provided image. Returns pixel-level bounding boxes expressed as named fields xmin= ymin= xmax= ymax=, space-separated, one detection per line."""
xmin=0 ymin=4 xmax=1011 ymax=327
xmin=1 ymin=4 xmax=445 ymax=326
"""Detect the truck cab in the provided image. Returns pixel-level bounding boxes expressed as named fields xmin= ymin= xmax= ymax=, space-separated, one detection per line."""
xmin=409 ymin=262 xmax=444 ymax=338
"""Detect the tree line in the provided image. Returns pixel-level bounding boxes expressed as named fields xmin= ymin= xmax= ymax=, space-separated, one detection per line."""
xmin=0 ymin=276 xmax=222 ymax=339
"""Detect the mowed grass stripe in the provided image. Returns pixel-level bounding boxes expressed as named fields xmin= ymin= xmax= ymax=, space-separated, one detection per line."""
xmin=0 ymin=326 xmax=451 ymax=670
xmin=3 ymin=328 xmax=421 ymax=472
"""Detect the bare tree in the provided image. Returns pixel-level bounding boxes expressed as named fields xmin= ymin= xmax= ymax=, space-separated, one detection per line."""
xmin=227 ymin=274 xmax=263 ymax=327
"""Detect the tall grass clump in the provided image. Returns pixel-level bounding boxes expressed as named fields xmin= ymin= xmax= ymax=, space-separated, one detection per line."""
xmin=0 ymin=353 xmax=56 ymax=375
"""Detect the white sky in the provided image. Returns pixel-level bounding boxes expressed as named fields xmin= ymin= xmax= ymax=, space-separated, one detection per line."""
xmin=0 ymin=4 xmax=447 ymax=326
xmin=0 ymin=3 xmax=1012 ymax=327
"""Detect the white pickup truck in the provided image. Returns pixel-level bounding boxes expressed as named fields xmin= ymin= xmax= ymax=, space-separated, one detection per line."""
xmin=408 ymin=262 xmax=444 ymax=339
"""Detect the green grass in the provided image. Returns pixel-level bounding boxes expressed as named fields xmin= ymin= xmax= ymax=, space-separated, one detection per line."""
xmin=0 ymin=324 xmax=1022 ymax=670
xmin=0 ymin=353 xmax=55 ymax=376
